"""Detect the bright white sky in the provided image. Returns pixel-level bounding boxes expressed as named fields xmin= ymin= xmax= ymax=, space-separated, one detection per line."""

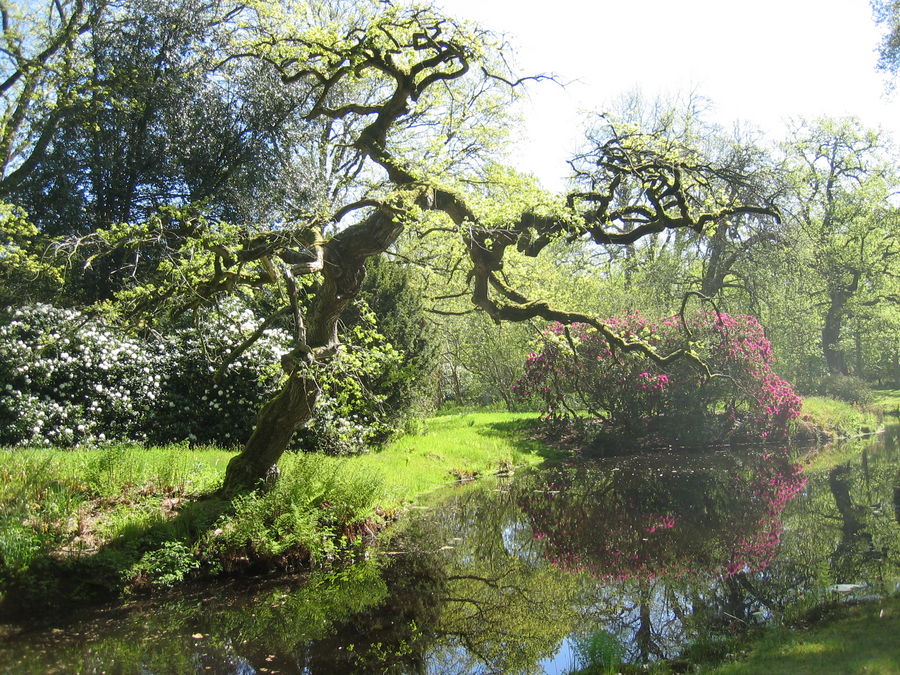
xmin=437 ymin=0 xmax=899 ymax=191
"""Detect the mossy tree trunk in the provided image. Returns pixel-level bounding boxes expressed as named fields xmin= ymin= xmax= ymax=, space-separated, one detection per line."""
xmin=221 ymin=211 xmax=403 ymax=495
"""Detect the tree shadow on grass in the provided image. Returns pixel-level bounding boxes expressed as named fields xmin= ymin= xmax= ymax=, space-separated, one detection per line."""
xmin=477 ymin=418 xmax=570 ymax=461
xmin=0 ymin=491 xmax=233 ymax=621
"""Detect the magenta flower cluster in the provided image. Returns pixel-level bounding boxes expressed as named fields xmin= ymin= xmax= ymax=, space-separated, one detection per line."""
xmin=513 ymin=311 xmax=802 ymax=440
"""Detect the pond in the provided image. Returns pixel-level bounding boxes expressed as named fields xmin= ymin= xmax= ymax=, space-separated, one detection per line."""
xmin=2 ymin=427 xmax=898 ymax=673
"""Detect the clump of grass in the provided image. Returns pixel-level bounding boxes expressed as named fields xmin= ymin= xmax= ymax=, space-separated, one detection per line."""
xmin=571 ymin=630 xmax=626 ymax=674
xmin=0 ymin=453 xmax=86 ymax=588
xmin=707 ymin=596 xmax=900 ymax=674
xmin=357 ymin=411 xmax=557 ymax=505
xmin=871 ymin=387 xmax=900 ymax=415
xmin=800 ymin=396 xmax=880 ymax=437
xmin=678 ymin=631 xmax=741 ymax=668
xmin=204 ymin=452 xmax=384 ymax=569
xmin=80 ymin=444 xmax=228 ymax=497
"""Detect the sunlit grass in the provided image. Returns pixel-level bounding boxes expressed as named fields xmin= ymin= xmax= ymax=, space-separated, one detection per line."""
xmin=706 ymin=596 xmax=900 ymax=674
xmin=355 ymin=411 xmax=559 ymax=505
xmin=871 ymin=387 xmax=900 ymax=413
xmin=800 ymin=396 xmax=880 ymax=437
xmin=0 ymin=413 xmax=554 ymax=526
xmin=1 ymin=444 xmax=230 ymax=500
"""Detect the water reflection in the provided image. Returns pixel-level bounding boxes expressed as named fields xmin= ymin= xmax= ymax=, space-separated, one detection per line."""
xmin=1 ymin=429 xmax=898 ymax=673
xmin=515 ymin=451 xmax=806 ymax=581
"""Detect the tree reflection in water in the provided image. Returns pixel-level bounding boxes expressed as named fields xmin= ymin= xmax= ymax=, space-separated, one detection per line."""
xmin=516 ymin=451 xmax=807 ymax=581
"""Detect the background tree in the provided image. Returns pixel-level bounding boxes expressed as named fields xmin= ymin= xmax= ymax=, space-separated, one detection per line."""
xmin=9 ymin=0 xmax=339 ymax=301
xmin=576 ymin=94 xmax=785 ymax=315
xmin=873 ymin=0 xmax=900 ymax=80
xmin=0 ymin=0 xmax=105 ymax=197
xmin=781 ymin=117 xmax=899 ymax=378
xmin=0 ymin=0 xmax=104 ymax=304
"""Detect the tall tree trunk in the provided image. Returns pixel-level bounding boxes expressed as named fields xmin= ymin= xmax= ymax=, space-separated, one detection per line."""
xmin=220 ymin=210 xmax=402 ymax=494
xmin=221 ymin=374 xmax=320 ymax=493
xmin=822 ymin=299 xmax=848 ymax=375
xmin=854 ymin=315 xmax=864 ymax=378
xmin=822 ymin=276 xmax=859 ymax=376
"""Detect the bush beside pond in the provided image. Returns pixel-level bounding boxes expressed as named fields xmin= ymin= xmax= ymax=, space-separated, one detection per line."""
xmin=514 ymin=311 xmax=803 ymax=448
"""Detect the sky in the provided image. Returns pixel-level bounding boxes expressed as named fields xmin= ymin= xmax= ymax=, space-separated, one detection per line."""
xmin=437 ymin=0 xmax=900 ymax=191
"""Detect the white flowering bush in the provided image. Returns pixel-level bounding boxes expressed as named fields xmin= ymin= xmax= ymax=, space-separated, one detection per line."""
xmin=155 ymin=299 xmax=414 ymax=454
xmin=0 ymin=304 xmax=163 ymax=446
xmin=0 ymin=302 xmax=288 ymax=447
xmin=0 ymin=301 xmax=413 ymax=452
xmin=147 ymin=302 xmax=290 ymax=447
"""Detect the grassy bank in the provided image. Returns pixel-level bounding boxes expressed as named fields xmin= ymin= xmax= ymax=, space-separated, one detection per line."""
xmin=357 ymin=411 xmax=554 ymax=503
xmin=0 ymin=411 xmax=556 ymax=609
xmin=872 ymin=387 xmax=900 ymax=415
xmin=703 ymin=596 xmax=900 ymax=674
xmin=797 ymin=385 xmax=900 ymax=439
xmin=798 ymin=396 xmax=881 ymax=438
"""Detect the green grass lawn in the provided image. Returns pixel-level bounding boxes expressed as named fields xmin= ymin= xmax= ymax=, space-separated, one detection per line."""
xmin=355 ymin=411 xmax=559 ymax=505
xmin=706 ymin=596 xmax=900 ymax=674
xmin=800 ymin=396 xmax=882 ymax=437
xmin=0 ymin=411 xmax=553 ymax=512
xmin=871 ymin=387 xmax=900 ymax=413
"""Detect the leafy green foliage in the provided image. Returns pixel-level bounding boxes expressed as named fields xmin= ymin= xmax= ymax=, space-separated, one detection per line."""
xmin=295 ymin=312 xmax=406 ymax=454
xmin=299 ymin=255 xmax=439 ymax=453
xmin=817 ymin=374 xmax=873 ymax=405
xmin=128 ymin=541 xmax=200 ymax=589
xmin=204 ymin=453 xmax=383 ymax=564
xmin=572 ymin=630 xmax=626 ymax=674
xmin=0 ymin=203 xmax=61 ymax=305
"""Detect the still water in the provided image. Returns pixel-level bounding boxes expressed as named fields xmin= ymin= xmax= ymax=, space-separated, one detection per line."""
xmin=2 ymin=428 xmax=898 ymax=673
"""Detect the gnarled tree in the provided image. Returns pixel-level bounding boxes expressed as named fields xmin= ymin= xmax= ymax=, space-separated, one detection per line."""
xmin=63 ymin=1 xmax=777 ymax=494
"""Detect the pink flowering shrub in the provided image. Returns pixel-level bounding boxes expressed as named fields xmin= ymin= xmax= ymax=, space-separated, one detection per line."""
xmin=513 ymin=311 xmax=802 ymax=442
